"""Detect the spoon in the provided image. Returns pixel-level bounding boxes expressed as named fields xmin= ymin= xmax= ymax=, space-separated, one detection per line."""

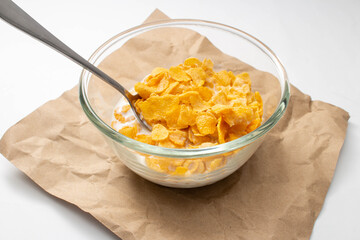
xmin=0 ymin=0 xmax=152 ymax=131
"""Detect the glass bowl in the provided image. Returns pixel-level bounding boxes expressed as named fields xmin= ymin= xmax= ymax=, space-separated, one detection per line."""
xmin=79 ymin=19 xmax=290 ymax=188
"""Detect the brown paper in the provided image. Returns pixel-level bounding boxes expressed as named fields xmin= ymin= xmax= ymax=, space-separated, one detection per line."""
xmin=0 ymin=9 xmax=350 ymax=240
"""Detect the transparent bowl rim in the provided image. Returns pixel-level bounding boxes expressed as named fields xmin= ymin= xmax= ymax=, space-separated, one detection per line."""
xmin=79 ymin=19 xmax=290 ymax=158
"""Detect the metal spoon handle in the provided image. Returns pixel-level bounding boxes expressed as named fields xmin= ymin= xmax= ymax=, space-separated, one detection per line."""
xmin=0 ymin=0 xmax=130 ymax=98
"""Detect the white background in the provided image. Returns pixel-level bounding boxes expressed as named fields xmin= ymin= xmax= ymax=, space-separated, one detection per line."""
xmin=0 ymin=0 xmax=359 ymax=239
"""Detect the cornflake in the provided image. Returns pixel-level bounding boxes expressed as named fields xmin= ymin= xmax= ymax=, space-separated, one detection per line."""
xmin=113 ymin=57 xmax=263 ymax=175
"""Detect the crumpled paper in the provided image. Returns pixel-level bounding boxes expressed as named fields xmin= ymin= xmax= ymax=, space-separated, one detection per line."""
xmin=0 ymin=9 xmax=349 ymax=240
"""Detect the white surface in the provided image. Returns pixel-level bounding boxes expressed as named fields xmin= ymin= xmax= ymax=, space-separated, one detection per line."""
xmin=0 ymin=0 xmax=359 ymax=239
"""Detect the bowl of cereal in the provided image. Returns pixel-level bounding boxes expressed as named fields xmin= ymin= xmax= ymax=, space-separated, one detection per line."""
xmin=79 ymin=19 xmax=290 ymax=188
